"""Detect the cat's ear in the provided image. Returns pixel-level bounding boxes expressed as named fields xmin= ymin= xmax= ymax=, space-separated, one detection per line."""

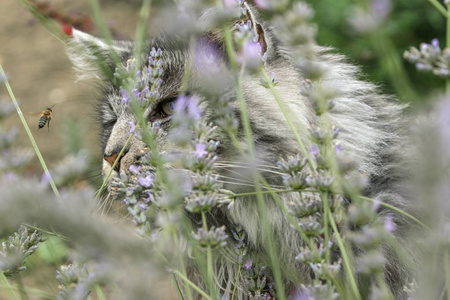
xmin=205 ymin=2 xmax=271 ymax=60
xmin=66 ymin=29 xmax=132 ymax=81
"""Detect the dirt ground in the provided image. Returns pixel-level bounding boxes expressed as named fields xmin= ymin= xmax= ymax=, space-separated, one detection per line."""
xmin=0 ymin=0 xmax=139 ymax=173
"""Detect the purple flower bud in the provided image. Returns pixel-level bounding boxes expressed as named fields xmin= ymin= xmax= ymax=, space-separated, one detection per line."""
xmin=4 ymin=172 xmax=18 ymax=183
xmin=309 ymin=144 xmax=320 ymax=156
xmin=372 ymin=197 xmax=381 ymax=211
xmin=128 ymin=121 xmax=136 ymax=135
xmin=335 ymin=142 xmax=343 ymax=154
xmin=129 ymin=164 xmax=141 ymax=175
xmin=238 ymin=40 xmax=263 ymax=70
xmin=431 ymin=38 xmax=440 ymax=49
xmin=194 ymin=143 xmax=208 ymax=158
xmin=371 ymin=0 xmax=392 ymax=17
xmin=139 ymin=174 xmax=153 ymax=188
xmin=121 ymin=89 xmax=130 ymax=104
xmin=243 ymin=258 xmax=253 ymax=270
xmin=384 ymin=215 xmax=396 ymax=233
xmin=174 ymin=95 xmax=202 ymax=121
xmin=41 ymin=171 xmax=51 ymax=185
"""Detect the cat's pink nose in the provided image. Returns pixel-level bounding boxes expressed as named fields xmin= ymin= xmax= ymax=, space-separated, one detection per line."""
xmin=104 ymin=152 xmax=125 ymax=171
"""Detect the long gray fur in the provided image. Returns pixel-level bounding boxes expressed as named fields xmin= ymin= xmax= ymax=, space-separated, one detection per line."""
xmin=66 ymin=3 xmax=414 ymax=299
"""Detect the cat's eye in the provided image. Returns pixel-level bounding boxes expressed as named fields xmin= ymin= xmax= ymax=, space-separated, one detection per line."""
xmin=148 ymin=98 xmax=178 ymax=123
xmin=161 ymin=100 xmax=176 ymax=116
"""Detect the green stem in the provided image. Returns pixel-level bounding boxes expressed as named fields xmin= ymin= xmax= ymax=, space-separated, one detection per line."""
xmin=321 ymin=191 xmax=331 ymax=263
xmin=429 ymin=0 xmax=448 ymax=17
xmin=233 ymin=189 xmax=296 ymax=197
xmin=327 ymin=209 xmax=362 ymax=300
xmin=0 ymin=65 xmax=61 ymax=200
xmin=259 ymin=178 xmax=315 ymax=250
xmin=0 ymin=273 xmax=18 ymax=300
xmin=15 ymin=274 xmax=28 ymax=300
xmin=356 ymin=195 xmax=429 ymax=230
xmin=94 ymin=284 xmax=106 ymax=300
xmin=132 ymin=0 xmax=152 ymax=67
xmin=0 ymin=283 xmax=54 ymax=299
xmin=231 ymin=263 xmax=242 ymax=300
xmin=370 ymin=30 xmax=418 ymax=102
xmin=222 ymin=27 xmax=286 ymax=299
xmin=172 ymin=270 xmax=212 ymax=300
xmin=260 ymin=69 xmax=314 ymax=171
xmin=172 ymin=231 xmax=194 ymax=300
xmin=201 ymin=212 xmax=216 ymax=298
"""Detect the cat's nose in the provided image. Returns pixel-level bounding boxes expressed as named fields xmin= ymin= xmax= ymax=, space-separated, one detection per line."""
xmin=104 ymin=150 xmax=128 ymax=172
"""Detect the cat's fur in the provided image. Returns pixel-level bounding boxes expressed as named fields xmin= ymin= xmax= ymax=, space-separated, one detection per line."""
xmin=67 ymin=3 xmax=414 ymax=299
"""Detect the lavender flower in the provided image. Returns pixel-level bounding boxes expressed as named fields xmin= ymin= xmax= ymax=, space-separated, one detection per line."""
xmin=115 ymin=48 xmax=164 ymax=107
xmin=185 ymin=192 xmax=219 ymax=213
xmin=192 ymin=226 xmax=228 ymax=249
xmin=194 ymin=142 xmax=208 ymax=158
xmin=121 ymin=88 xmax=130 ymax=104
xmin=55 ymin=263 xmax=103 ymax=300
xmin=243 ymin=258 xmax=252 ymax=270
xmin=129 ymin=164 xmax=141 ymax=175
xmin=241 ymin=263 xmax=276 ymax=298
xmin=234 ymin=20 xmax=267 ymax=71
xmin=309 ymin=260 xmax=341 ymax=280
xmin=348 ymin=0 xmax=392 ymax=33
xmin=0 ymin=226 xmax=45 ymax=276
xmin=232 ymin=226 xmax=249 ymax=264
xmin=288 ymin=197 xmax=322 ymax=218
xmin=404 ymin=39 xmax=450 ymax=78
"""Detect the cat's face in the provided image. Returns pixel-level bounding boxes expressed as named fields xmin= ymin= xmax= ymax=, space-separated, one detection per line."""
xmin=96 ymin=37 xmax=237 ymax=195
xmin=67 ymin=11 xmax=306 ymax=197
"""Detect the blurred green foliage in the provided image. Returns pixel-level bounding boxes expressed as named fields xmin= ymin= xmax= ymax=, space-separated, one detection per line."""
xmin=305 ymin=0 xmax=446 ymax=100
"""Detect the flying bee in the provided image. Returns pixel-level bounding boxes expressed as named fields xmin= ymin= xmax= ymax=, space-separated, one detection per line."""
xmin=31 ymin=105 xmax=55 ymax=131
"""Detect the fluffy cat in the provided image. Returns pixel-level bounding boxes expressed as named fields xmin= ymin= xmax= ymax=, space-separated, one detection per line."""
xmin=67 ymin=2 xmax=414 ymax=298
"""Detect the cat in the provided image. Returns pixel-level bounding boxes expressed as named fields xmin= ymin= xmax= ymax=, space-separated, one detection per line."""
xmin=67 ymin=2 xmax=414 ymax=299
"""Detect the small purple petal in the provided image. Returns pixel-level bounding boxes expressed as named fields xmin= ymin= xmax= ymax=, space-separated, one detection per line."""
xmin=194 ymin=143 xmax=208 ymax=158
xmin=129 ymin=164 xmax=141 ymax=175
xmin=242 ymin=258 xmax=253 ymax=270
xmin=371 ymin=0 xmax=392 ymax=17
xmin=238 ymin=40 xmax=263 ymax=69
xmin=431 ymin=38 xmax=440 ymax=49
xmin=174 ymin=95 xmax=202 ymax=120
xmin=384 ymin=215 xmax=396 ymax=233
xmin=139 ymin=174 xmax=153 ymax=188
xmin=121 ymin=89 xmax=130 ymax=104
xmin=4 ymin=172 xmax=18 ymax=182
xmin=129 ymin=121 xmax=136 ymax=134
xmin=309 ymin=144 xmax=320 ymax=156
xmin=372 ymin=197 xmax=381 ymax=211
xmin=41 ymin=172 xmax=51 ymax=185
xmin=335 ymin=142 xmax=343 ymax=154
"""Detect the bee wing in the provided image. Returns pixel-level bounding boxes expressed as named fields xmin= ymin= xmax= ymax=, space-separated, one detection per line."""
xmin=29 ymin=112 xmax=43 ymax=117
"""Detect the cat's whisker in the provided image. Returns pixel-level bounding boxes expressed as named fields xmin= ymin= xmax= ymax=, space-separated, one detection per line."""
xmin=217 ymin=160 xmax=281 ymax=170
xmin=215 ymin=162 xmax=285 ymax=176
xmin=216 ymin=174 xmax=254 ymax=185
xmin=216 ymin=179 xmax=284 ymax=190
